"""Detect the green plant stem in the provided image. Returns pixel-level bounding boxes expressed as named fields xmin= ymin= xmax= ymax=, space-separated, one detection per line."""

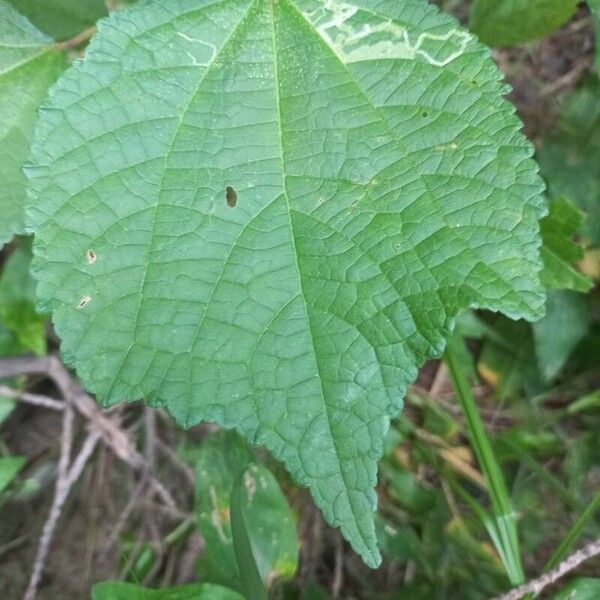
xmin=445 ymin=334 xmax=525 ymax=586
xmin=544 ymin=489 xmax=600 ymax=571
xmin=164 ymin=515 xmax=196 ymax=547
xmin=230 ymin=470 xmax=269 ymax=600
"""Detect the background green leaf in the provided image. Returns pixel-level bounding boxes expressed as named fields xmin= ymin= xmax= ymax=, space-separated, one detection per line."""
xmin=25 ymin=0 xmax=546 ymax=566
xmin=0 ymin=395 xmax=16 ymax=426
xmin=0 ymin=239 xmax=47 ymax=355
xmin=553 ymin=578 xmax=600 ymax=600
xmin=0 ymin=455 xmax=25 ymax=494
xmin=533 ymin=290 xmax=590 ymax=382
xmin=230 ymin=469 xmax=269 ymax=600
xmin=589 ymin=1 xmax=600 ymax=71
xmin=539 ymin=198 xmax=592 ymax=293
xmin=195 ymin=432 xmax=297 ymax=591
xmin=477 ymin=319 xmax=543 ymax=399
xmin=6 ymin=0 xmax=106 ymax=41
xmin=538 ymin=77 xmax=600 ymax=245
xmin=0 ymin=0 xmax=66 ymax=249
xmin=469 ymin=0 xmax=578 ymax=47
xmin=92 ymin=582 xmax=244 ymax=600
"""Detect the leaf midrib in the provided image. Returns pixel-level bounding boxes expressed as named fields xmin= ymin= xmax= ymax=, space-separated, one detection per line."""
xmin=268 ymin=0 xmax=379 ymax=562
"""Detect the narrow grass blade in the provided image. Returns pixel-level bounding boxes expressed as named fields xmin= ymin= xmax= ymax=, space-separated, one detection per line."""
xmin=230 ymin=470 xmax=269 ymax=600
xmin=452 ymin=481 xmax=512 ymax=573
xmin=544 ymin=489 xmax=600 ymax=571
xmin=499 ymin=438 xmax=582 ymax=511
xmin=445 ymin=334 xmax=525 ymax=585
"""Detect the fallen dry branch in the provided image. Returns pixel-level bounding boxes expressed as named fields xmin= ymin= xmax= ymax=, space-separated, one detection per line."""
xmin=0 ymin=354 xmax=182 ymax=599
xmin=0 ymin=355 xmax=176 ymax=507
xmin=492 ymin=538 xmax=600 ymax=600
xmin=155 ymin=437 xmax=195 ymax=487
xmin=0 ymin=384 xmax=64 ymax=411
xmin=25 ymin=429 xmax=102 ymax=600
xmin=24 ymin=398 xmax=75 ymax=600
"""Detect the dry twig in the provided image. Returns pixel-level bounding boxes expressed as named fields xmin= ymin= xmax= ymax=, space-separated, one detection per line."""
xmin=55 ymin=26 xmax=97 ymax=51
xmin=0 ymin=355 xmax=180 ymax=599
xmin=0 ymin=355 xmax=176 ymax=507
xmin=492 ymin=538 xmax=600 ymax=600
xmin=155 ymin=437 xmax=195 ymax=487
xmin=24 ymin=400 xmax=74 ymax=600
xmin=331 ymin=533 xmax=345 ymax=598
xmin=101 ymin=479 xmax=147 ymax=556
xmin=0 ymin=384 xmax=64 ymax=411
xmin=539 ymin=54 xmax=594 ymax=96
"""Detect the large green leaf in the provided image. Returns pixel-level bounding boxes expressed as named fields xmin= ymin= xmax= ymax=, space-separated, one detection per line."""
xmin=195 ymin=432 xmax=297 ymax=591
xmin=6 ymin=0 xmax=107 ymax=41
xmin=470 ymin=0 xmax=578 ymax=47
xmin=0 ymin=0 xmax=66 ymax=249
xmin=538 ymin=77 xmax=600 ymax=245
xmin=25 ymin=0 xmax=546 ymax=566
xmin=92 ymin=582 xmax=244 ymax=600
xmin=539 ymin=198 xmax=593 ymax=293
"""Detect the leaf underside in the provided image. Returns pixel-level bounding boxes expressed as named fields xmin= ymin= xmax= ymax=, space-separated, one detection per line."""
xmin=26 ymin=0 xmax=545 ymax=566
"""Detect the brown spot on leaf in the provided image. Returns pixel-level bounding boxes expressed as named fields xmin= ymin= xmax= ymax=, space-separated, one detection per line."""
xmin=77 ymin=295 xmax=92 ymax=309
xmin=226 ymin=186 xmax=237 ymax=207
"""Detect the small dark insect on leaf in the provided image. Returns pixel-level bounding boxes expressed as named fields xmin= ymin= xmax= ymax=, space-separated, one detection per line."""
xmin=226 ymin=186 xmax=237 ymax=207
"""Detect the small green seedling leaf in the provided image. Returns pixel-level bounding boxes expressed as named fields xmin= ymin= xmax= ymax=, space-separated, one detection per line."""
xmin=540 ymin=198 xmax=593 ymax=293
xmin=0 ymin=396 xmax=16 ymax=426
xmin=381 ymin=464 xmax=437 ymax=515
xmin=568 ymin=390 xmax=600 ymax=414
xmin=375 ymin=516 xmax=421 ymax=562
xmin=0 ymin=240 xmax=47 ymax=355
xmin=195 ymin=432 xmax=298 ymax=591
xmin=0 ymin=455 xmax=26 ymax=495
xmin=0 ymin=1 xmax=66 ymax=249
xmin=123 ymin=543 xmax=155 ymax=584
xmin=6 ymin=0 xmax=106 ymax=41
xmin=470 ymin=0 xmax=578 ymax=46
xmin=91 ymin=582 xmax=244 ymax=600
xmin=26 ymin=0 xmax=546 ymax=566
xmin=231 ymin=470 xmax=269 ymax=600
